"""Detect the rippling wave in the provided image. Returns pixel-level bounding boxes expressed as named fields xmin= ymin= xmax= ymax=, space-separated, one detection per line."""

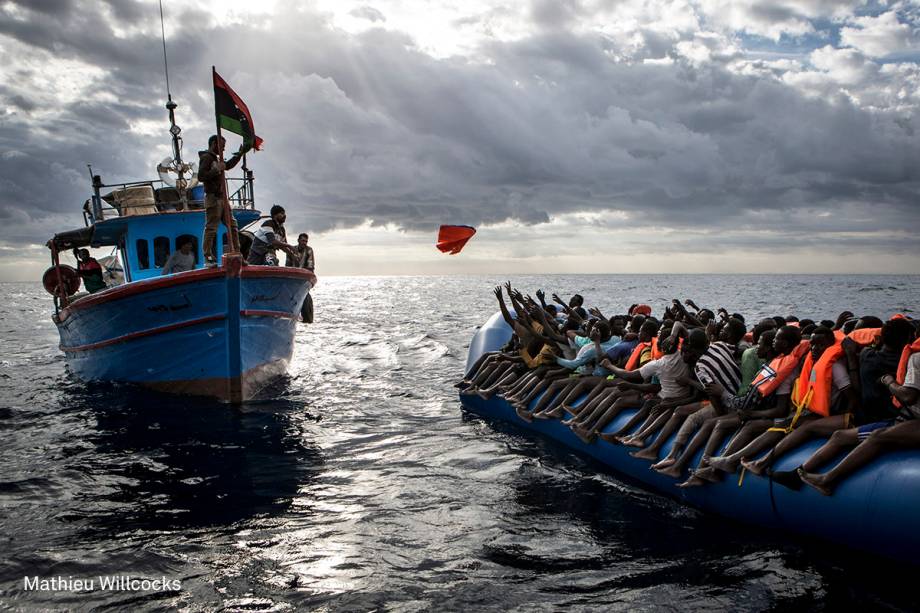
xmin=1 ymin=275 xmax=918 ymax=610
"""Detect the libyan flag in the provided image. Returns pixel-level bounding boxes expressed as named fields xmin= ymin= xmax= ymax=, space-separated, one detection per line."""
xmin=213 ymin=67 xmax=264 ymax=151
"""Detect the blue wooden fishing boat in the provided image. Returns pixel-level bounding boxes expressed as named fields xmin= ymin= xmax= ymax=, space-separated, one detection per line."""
xmin=43 ymin=96 xmax=315 ymax=403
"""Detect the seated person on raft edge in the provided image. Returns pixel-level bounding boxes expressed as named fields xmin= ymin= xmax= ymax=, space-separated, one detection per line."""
xmin=458 ymin=288 xmax=920 ymax=495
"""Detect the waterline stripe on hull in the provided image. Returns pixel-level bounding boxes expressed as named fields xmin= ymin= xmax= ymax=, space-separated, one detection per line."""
xmin=58 ymin=266 xmax=316 ymax=320
xmin=240 ymin=309 xmax=299 ymax=320
xmin=60 ymin=314 xmax=226 ymax=352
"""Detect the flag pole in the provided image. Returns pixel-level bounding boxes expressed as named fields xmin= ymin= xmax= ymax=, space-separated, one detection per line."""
xmin=213 ymin=65 xmax=240 ymax=256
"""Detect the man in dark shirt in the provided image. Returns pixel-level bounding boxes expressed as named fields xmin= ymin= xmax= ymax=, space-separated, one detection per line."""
xmin=74 ymin=248 xmax=105 ymax=293
xmin=198 ymin=135 xmax=246 ymax=265
xmin=855 ymin=318 xmax=916 ymax=423
xmin=288 ymin=233 xmax=315 ymax=323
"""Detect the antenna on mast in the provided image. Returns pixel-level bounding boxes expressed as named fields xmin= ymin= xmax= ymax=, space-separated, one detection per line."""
xmin=159 ymin=0 xmax=172 ymax=104
xmin=159 ymin=0 xmax=181 ymax=164
xmin=157 ymin=0 xmax=197 ymax=206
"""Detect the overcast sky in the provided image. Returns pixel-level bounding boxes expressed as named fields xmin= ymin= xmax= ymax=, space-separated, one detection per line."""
xmin=1 ymin=0 xmax=919 ymax=278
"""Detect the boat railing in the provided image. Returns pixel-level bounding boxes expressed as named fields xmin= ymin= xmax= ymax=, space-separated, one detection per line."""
xmin=84 ymin=176 xmax=256 ymax=226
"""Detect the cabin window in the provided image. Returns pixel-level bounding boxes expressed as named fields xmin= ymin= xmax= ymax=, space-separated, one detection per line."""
xmin=176 ymin=234 xmax=199 ymax=265
xmin=135 ymin=239 xmax=150 ymax=269
xmin=153 ymin=236 xmax=171 ymax=268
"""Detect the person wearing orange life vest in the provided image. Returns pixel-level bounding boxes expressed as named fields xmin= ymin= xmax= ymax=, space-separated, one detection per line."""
xmin=799 ymin=329 xmax=920 ymax=496
xmin=735 ymin=326 xmax=859 ymax=478
xmin=706 ymin=327 xmax=854 ymax=477
xmin=687 ymin=325 xmax=807 ymax=483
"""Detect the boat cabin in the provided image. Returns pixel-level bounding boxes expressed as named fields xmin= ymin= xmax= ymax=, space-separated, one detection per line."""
xmin=49 ymin=175 xmax=261 ymax=286
xmin=91 ymin=208 xmax=260 ymax=282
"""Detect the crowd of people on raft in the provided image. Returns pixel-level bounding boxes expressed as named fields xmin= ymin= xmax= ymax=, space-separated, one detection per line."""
xmin=457 ymin=284 xmax=920 ymax=495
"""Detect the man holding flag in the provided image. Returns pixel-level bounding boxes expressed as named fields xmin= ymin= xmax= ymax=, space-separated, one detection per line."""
xmin=199 ymin=67 xmax=263 ymax=265
xmin=198 ymin=135 xmax=245 ymax=266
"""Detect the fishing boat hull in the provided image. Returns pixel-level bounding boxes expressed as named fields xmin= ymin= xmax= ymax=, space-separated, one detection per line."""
xmin=461 ymin=311 xmax=920 ymax=564
xmin=55 ymin=255 xmax=315 ymax=403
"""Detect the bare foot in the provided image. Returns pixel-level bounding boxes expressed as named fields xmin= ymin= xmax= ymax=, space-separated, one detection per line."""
xmin=740 ymin=458 xmax=765 ymax=476
xmin=476 ymin=389 xmax=493 ymax=399
xmin=799 ymin=468 xmax=833 ymax=496
xmin=651 ymin=457 xmax=676 ymax=471
xmin=691 ymin=467 xmax=721 ymax=483
xmin=706 ymin=456 xmax=736 ymax=473
xmin=460 ymin=387 xmax=478 ymax=396
xmin=561 ymin=417 xmax=576 ymax=426
xmin=598 ymin=432 xmax=621 ymax=444
xmin=454 ymin=380 xmax=470 ymax=389
xmin=515 ymin=407 xmax=534 ymax=423
xmin=676 ymin=475 xmax=707 ymax=488
xmin=573 ymin=427 xmax=595 ymax=445
xmin=561 ymin=405 xmax=578 ymax=415
xmin=630 ymin=447 xmax=659 ymax=461
xmin=657 ymin=464 xmax=683 ymax=479
xmin=621 ymin=437 xmax=645 ymax=448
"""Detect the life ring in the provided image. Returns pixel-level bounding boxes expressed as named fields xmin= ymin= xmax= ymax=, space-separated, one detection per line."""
xmin=42 ymin=265 xmax=80 ymax=296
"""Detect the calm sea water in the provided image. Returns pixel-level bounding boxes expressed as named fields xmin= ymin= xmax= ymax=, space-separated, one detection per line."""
xmin=1 ymin=275 xmax=918 ymax=611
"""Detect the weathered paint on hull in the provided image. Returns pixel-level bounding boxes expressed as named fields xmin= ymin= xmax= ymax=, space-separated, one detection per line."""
xmin=55 ymin=255 xmax=316 ymax=403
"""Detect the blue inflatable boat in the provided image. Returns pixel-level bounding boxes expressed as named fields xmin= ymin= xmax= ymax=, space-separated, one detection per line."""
xmin=460 ymin=312 xmax=920 ymax=564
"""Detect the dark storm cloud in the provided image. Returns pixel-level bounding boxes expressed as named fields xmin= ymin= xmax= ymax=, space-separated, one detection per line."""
xmin=6 ymin=0 xmax=74 ymax=16
xmin=0 ymin=0 xmax=918 ymax=258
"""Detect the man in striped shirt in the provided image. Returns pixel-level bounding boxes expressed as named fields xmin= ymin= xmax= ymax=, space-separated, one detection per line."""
xmin=639 ymin=318 xmax=746 ymax=469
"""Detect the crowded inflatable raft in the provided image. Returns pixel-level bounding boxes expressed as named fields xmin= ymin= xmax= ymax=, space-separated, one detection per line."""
xmin=458 ymin=284 xmax=920 ymax=563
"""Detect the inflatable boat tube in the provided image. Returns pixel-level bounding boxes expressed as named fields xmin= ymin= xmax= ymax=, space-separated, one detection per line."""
xmin=460 ymin=311 xmax=920 ymax=564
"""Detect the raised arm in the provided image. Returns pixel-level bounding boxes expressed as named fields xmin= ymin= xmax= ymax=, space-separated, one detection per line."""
xmin=532 ymin=303 xmax=567 ymax=344
xmin=493 ymin=286 xmax=514 ymax=327
xmin=506 ymin=285 xmax=531 ymax=327
xmin=535 ymin=289 xmax=547 ymax=310
xmin=671 ymin=299 xmax=703 ymax=327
